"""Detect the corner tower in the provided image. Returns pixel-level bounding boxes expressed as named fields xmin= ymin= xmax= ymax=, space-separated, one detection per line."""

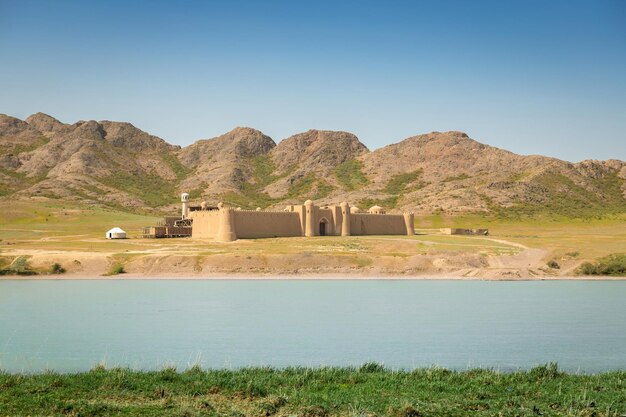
xmin=304 ymin=200 xmax=315 ymax=237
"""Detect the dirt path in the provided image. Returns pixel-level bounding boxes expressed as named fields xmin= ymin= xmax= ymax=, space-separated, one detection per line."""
xmin=475 ymin=237 xmax=548 ymax=278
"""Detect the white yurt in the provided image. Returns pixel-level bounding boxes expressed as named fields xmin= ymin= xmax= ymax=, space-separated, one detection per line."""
xmin=106 ymin=227 xmax=127 ymax=239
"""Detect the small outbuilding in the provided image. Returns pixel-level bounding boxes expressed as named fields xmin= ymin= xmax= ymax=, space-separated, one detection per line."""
xmin=106 ymin=227 xmax=127 ymax=239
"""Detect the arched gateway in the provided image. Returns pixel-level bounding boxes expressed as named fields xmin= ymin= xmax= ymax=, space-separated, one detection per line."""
xmin=319 ymin=218 xmax=328 ymax=236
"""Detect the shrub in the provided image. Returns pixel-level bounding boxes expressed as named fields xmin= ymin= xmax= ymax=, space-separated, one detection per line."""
xmin=384 ymin=170 xmax=423 ymax=195
xmin=312 ymin=180 xmax=335 ymax=200
xmin=335 ymin=159 xmax=369 ymax=191
xmin=547 ymin=259 xmax=560 ymax=269
xmin=0 ymin=256 xmax=37 ymax=276
xmin=160 ymin=153 xmax=189 ymax=180
xmin=578 ymin=262 xmax=594 ymax=275
xmin=250 ymin=155 xmax=280 ymax=188
xmin=108 ymin=264 xmax=125 ymax=275
xmin=9 ymin=256 xmax=34 ymax=273
xmin=50 ymin=263 xmax=66 ymax=274
xmin=577 ymin=254 xmax=626 ymax=276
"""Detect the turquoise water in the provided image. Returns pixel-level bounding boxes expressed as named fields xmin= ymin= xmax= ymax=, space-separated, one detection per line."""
xmin=0 ymin=280 xmax=624 ymax=373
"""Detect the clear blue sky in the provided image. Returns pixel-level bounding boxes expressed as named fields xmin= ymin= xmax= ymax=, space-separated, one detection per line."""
xmin=1 ymin=0 xmax=625 ymax=161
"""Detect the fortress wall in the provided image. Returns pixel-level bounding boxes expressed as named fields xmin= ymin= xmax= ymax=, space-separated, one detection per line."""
xmin=350 ymin=213 xmax=408 ymax=235
xmin=284 ymin=205 xmax=307 ymax=232
xmin=190 ymin=202 xmax=411 ymax=240
xmin=233 ymin=210 xmax=303 ymax=238
xmin=191 ymin=210 xmax=221 ymax=239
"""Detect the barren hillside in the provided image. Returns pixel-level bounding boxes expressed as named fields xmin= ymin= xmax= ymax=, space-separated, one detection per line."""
xmin=177 ymin=127 xmax=275 ymax=196
xmin=1 ymin=113 xmax=624 ymax=217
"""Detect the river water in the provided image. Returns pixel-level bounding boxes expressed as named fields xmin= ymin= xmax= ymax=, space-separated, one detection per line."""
xmin=0 ymin=279 xmax=624 ymax=373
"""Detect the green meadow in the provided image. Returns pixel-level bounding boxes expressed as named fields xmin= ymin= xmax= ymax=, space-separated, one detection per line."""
xmin=415 ymin=213 xmax=626 ymax=261
xmin=0 ymin=365 xmax=624 ymax=416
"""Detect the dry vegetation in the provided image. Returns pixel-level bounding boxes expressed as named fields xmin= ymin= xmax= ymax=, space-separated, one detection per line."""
xmin=1 ymin=200 xmax=624 ymax=278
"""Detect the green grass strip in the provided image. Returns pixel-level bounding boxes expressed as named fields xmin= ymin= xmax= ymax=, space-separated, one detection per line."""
xmin=0 ymin=363 xmax=624 ymax=416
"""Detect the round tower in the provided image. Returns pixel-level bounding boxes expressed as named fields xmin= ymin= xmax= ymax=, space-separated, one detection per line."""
xmin=340 ymin=201 xmax=351 ymax=236
xmin=404 ymin=212 xmax=415 ymax=236
xmin=217 ymin=208 xmax=237 ymax=242
xmin=181 ymin=193 xmax=190 ymax=219
xmin=304 ymin=200 xmax=315 ymax=237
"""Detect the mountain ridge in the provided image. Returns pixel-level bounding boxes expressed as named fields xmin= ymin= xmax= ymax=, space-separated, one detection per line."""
xmin=1 ymin=112 xmax=624 ymax=218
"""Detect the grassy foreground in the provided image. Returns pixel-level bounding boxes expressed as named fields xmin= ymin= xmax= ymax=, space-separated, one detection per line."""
xmin=0 ymin=365 xmax=624 ymax=416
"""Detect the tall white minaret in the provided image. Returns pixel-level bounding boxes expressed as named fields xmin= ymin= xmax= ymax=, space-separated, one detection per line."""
xmin=181 ymin=192 xmax=190 ymax=219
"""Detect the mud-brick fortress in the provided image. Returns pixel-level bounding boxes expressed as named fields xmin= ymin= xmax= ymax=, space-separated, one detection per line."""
xmin=186 ymin=195 xmax=414 ymax=242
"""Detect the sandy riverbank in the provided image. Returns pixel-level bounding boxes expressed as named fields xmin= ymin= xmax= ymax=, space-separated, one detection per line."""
xmin=2 ymin=223 xmax=623 ymax=280
xmin=1 ymin=247 xmax=622 ymax=280
xmin=2 ymin=273 xmax=624 ymax=280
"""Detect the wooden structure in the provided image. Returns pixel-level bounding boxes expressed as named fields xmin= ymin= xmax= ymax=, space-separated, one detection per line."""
xmin=142 ymin=216 xmax=193 ymax=238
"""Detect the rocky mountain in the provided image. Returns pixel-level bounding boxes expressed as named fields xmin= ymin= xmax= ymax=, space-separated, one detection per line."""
xmin=264 ymin=130 xmax=368 ymax=198
xmin=0 ymin=113 xmax=181 ymax=208
xmin=1 ymin=112 xmax=624 ymax=217
xmin=178 ymin=127 xmax=275 ymax=196
xmin=355 ymin=131 xmax=626 ymax=215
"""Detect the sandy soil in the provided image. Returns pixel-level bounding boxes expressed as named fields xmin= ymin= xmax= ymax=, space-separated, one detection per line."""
xmin=3 ymin=273 xmax=622 ymax=280
xmin=1 ymin=236 xmax=622 ymax=280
